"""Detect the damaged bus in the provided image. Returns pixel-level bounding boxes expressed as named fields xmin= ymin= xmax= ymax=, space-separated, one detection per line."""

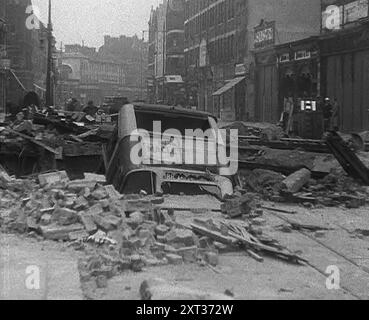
xmin=104 ymin=103 xmax=236 ymax=199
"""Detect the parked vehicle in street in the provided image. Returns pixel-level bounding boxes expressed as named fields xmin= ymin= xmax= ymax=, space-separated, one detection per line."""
xmin=104 ymin=103 xmax=234 ymax=198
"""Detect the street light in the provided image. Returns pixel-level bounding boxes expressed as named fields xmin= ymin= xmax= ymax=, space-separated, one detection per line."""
xmin=46 ymin=0 xmax=54 ymax=107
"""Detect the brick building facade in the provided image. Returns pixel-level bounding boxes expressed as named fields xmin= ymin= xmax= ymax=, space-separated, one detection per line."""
xmin=0 ymin=0 xmax=55 ymax=112
xmin=58 ymin=44 xmax=126 ymax=106
xmin=183 ymin=0 xmax=321 ymax=122
xmin=148 ymin=0 xmax=185 ymax=105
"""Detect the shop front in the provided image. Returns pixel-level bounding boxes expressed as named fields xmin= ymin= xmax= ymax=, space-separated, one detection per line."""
xmin=320 ymin=21 xmax=369 ymax=132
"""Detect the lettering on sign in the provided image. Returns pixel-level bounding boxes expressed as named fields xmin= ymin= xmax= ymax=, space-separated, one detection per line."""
xmin=254 ymin=20 xmax=275 ymax=49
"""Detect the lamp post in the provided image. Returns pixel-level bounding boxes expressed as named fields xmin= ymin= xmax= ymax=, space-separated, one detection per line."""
xmin=45 ymin=0 xmax=54 ymax=107
xmin=0 ymin=0 xmax=7 ymax=119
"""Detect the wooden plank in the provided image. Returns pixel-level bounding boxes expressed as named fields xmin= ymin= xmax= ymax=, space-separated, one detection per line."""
xmin=191 ymin=224 xmax=238 ymax=246
xmin=5 ymin=129 xmax=59 ymax=155
xmin=246 ymin=249 xmax=264 ymax=263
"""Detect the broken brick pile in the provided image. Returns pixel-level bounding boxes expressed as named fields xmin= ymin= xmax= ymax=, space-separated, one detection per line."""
xmin=0 ymin=170 xmax=226 ymax=289
xmin=239 ymin=168 xmax=369 ymax=209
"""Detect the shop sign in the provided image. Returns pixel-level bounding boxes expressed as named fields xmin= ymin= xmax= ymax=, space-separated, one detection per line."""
xmin=199 ymin=39 xmax=207 ymax=67
xmin=235 ymin=63 xmax=247 ymax=76
xmin=254 ymin=20 xmax=275 ymax=49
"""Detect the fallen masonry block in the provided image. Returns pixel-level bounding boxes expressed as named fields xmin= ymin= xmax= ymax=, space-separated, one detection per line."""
xmin=155 ymin=224 xmax=170 ymax=236
xmin=40 ymin=213 xmax=52 ymax=226
xmin=164 ymin=244 xmax=177 ymax=254
xmin=251 ymin=218 xmax=267 ymax=226
xmin=124 ymin=200 xmax=153 ymax=213
xmin=345 ymin=196 xmax=366 ymax=209
xmin=91 ymin=188 xmax=108 ymax=200
xmin=140 ymin=278 xmax=234 ymax=300
xmin=0 ymin=168 xmax=12 ymax=183
xmin=127 ymin=211 xmax=144 ymax=229
xmin=198 ymin=237 xmax=211 ymax=249
xmin=154 ymin=242 xmax=166 ymax=251
xmin=204 ymin=251 xmax=219 ymax=267
xmin=84 ymin=173 xmax=106 ymax=184
xmin=138 ymin=228 xmax=151 ymax=239
xmin=87 ymin=203 xmax=104 ymax=216
xmin=221 ymin=193 xmax=255 ymax=218
xmin=74 ymin=196 xmax=89 ymax=211
xmin=176 ymin=246 xmax=198 ymax=263
xmin=156 ymin=235 xmax=167 ymax=243
xmin=165 ymin=229 xmax=195 ymax=247
xmin=166 ymin=253 xmax=183 ymax=265
xmin=26 ymin=217 xmax=38 ymax=231
xmin=90 ymin=265 xmax=114 ymax=279
xmin=99 ymin=199 xmax=110 ymax=209
xmin=69 ymin=230 xmax=89 ymax=241
xmin=161 ymin=211 xmax=175 ymax=227
xmin=8 ymin=218 xmax=27 ymax=233
xmin=79 ymin=214 xmax=97 ymax=234
xmin=93 ymin=215 xmax=122 ymax=232
xmin=68 ymin=180 xmax=97 ymax=192
xmin=53 ymin=208 xmax=79 ymax=226
xmin=281 ymin=168 xmax=311 ymax=194
xmin=130 ymin=255 xmax=145 ymax=272
xmin=38 ymin=171 xmax=69 ymax=187
xmin=40 ymin=223 xmax=84 ymax=241
xmin=104 ymin=185 xmax=121 ymax=200
xmin=96 ymin=275 xmax=108 ymax=288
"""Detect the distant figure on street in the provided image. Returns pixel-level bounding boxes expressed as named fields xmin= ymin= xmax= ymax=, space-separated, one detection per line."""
xmin=66 ymin=98 xmax=79 ymax=112
xmin=331 ymin=99 xmax=340 ymax=132
xmin=323 ymin=97 xmax=333 ymax=132
xmin=83 ymin=101 xmax=98 ymax=117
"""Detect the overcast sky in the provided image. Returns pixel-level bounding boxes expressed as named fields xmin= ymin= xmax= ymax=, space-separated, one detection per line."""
xmin=32 ymin=0 xmax=161 ymax=49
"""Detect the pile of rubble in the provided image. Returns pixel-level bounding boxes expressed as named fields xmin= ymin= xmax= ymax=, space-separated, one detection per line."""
xmin=0 ymin=168 xmax=309 ymax=291
xmin=239 ymin=167 xmax=369 ymax=209
xmin=0 ymin=112 xmax=114 ymax=177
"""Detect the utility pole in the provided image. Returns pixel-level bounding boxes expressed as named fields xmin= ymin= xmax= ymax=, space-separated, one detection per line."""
xmin=45 ymin=0 xmax=54 ymax=107
xmin=0 ymin=0 xmax=7 ymax=119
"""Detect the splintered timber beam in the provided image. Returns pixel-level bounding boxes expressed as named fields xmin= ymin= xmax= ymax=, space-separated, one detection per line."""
xmin=5 ymin=129 xmax=60 ymax=155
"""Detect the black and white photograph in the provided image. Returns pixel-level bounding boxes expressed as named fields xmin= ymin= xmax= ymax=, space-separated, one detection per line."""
xmin=0 ymin=0 xmax=369 ymax=304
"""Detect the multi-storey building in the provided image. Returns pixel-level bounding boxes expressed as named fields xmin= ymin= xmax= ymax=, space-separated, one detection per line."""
xmin=99 ymin=35 xmax=148 ymax=101
xmin=184 ymin=0 xmax=321 ymax=121
xmin=1 ymin=0 xmax=56 ymax=111
xmin=184 ymin=0 xmax=240 ymax=117
xmin=148 ymin=0 xmax=185 ymax=105
xmin=58 ymin=44 xmax=126 ymax=106
xmin=319 ymin=0 xmax=369 ymax=132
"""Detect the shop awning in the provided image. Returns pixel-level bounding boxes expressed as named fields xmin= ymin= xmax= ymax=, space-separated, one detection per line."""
xmin=212 ymin=77 xmax=245 ymax=96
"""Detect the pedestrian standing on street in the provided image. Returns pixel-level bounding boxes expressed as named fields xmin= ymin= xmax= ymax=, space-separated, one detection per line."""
xmin=331 ymin=99 xmax=340 ymax=132
xmin=323 ymin=97 xmax=333 ymax=132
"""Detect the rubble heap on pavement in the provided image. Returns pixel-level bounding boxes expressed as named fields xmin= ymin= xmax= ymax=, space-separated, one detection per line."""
xmin=239 ymin=167 xmax=369 ymax=209
xmin=0 ymin=169 xmax=309 ymax=291
xmin=0 ymin=113 xmax=114 ymax=176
